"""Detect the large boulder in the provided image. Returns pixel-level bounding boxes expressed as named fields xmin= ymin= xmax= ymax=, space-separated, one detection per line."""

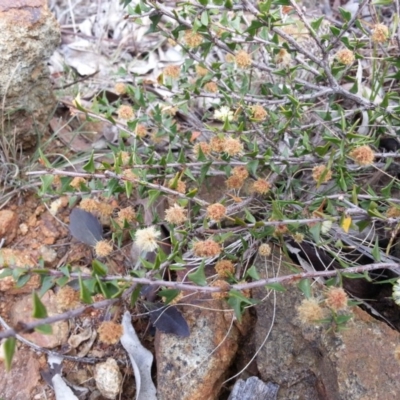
xmin=0 ymin=0 xmax=60 ymax=148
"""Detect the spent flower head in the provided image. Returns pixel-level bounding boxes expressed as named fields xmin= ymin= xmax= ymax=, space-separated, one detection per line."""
xmin=251 ymin=104 xmax=268 ymax=121
xmin=134 ymin=226 xmax=161 ymax=252
xmin=193 ymin=142 xmax=211 ymax=157
xmin=165 ymin=203 xmax=188 ymax=225
xmin=325 ymin=287 xmax=348 ymax=311
xmin=210 ymin=137 xmax=225 ymax=153
xmin=349 ymin=145 xmax=375 ymax=166
xmin=207 ymin=203 xmax=227 ymax=221
xmin=312 ymin=165 xmax=332 ymax=183
xmin=98 ymin=321 xmax=123 ymax=345
xmin=252 ymin=179 xmax=271 ymax=194
xmin=215 ymin=260 xmax=235 ymax=278
xmin=223 ymin=137 xmax=243 ymax=156
xmin=193 ymin=239 xmax=221 ymax=257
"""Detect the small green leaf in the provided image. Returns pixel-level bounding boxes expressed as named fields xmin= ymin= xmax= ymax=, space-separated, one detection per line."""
xmin=265 ymin=282 xmax=286 ymax=292
xmin=79 ymin=275 xmax=93 ymax=304
xmin=246 ymin=265 xmax=260 ymax=280
xmin=35 ymin=324 xmax=53 ymax=335
xmin=92 ymin=259 xmax=108 ymax=276
xmin=32 ymin=292 xmax=48 ymax=318
xmin=338 ymin=7 xmax=352 ymax=22
xmin=227 ymin=290 xmax=257 ymax=322
xmin=372 ymin=237 xmax=381 ymax=261
xmin=83 ymin=152 xmax=96 ymax=173
xmin=298 ymin=279 xmax=312 ymax=299
xmin=130 ymin=284 xmax=142 ymax=306
xmin=0 ymin=268 xmax=12 ymax=279
xmin=4 ymin=337 xmax=16 ymax=372
xmin=200 ymin=11 xmax=209 ymax=26
xmin=188 ymin=261 xmax=207 ymax=286
xmin=38 ymin=149 xmax=52 ymax=168
xmin=159 ymin=289 xmax=181 ymax=303
xmin=310 ymin=16 xmax=323 ymax=31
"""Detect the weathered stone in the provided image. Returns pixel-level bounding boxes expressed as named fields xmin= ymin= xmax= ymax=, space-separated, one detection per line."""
xmin=9 ymin=290 xmax=69 ymax=348
xmin=253 ymin=245 xmax=400 ymax=400
xmin=0 ymin=0 xmax=60 ymax=148
xmin=155 ymin=299 xmax=246 ymax=400
xmin=0 ymin=346 xmax=41 ymax=400
xmin=94 ymin=358 xmax=122 ymax=399
xmin=0 ymin=210 xmax=18 ymax=244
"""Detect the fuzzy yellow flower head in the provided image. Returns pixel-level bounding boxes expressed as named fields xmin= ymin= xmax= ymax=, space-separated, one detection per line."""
xmin=207 ymin=203 xmax=227 ymax=221
xmin=193 ymin=239 xmax=221 ymax=257
xmin=258 ymin=243 xmax=271 ymax=257
xmin=214 ymin=106 xmax=234 ymax=122
xmin=235 ymin=50 xmax=252 ymax=68
xmin=215 ymin=260 xmax=235 ymax=278
xmin=275 ymin=48 xmax=291 ymax=67
xmin=349 ymin=145 xmax=375 ymax=166
xmin=371 ymin=24 xmax=389 ymax=43
xmin=204 ymin=82 xmax=218 ymax=93
xmin=70 ymin=177 xmax=87 ymax=190
xmin=252 ymin=179 xmax=271 ymax=194
xmin=184 ymin=30 xmax=203 ymax=48
xmin=165 ymin=203 xmax=188 ymax=225
xmin=163 ymin=65 xmax=181 ymax=79
xmin=135 ymin=124 xmax=147 ymax=138
xmin=94 ymin=240 xmax=113 ymax=258
xmin=297 ymin=298 xmax=325 ymax=325
xmin=114 ymin=82 xmax=127 ymax=95
xmin=386 ymin=206 xmax=400 ymax=218
xmin=325 ymin=287 xmax=348 ymax=311
xmin=251 ymin=104 xmax=268 ymax=121
xmin=211 ymin=279 xmax=231 ymax=299
xmin=117 ymin=105 xmax=134 ymax=120
xmin=312 ymin=165 xmax=332 ymax=183
xmin=195 ymin=65 xmax=208 ymax=76
xmin=293 ymin=232 xmax=304 ymax=243
xmin=134 ymin=226 xmax=161 ymax=252
xmin=98 ymin=321 xmax=123 ymax=345
xmin=336 ymin=48 xmax=355 ymax=65
xmin=56 ymin=285 xmax=80 ymax=311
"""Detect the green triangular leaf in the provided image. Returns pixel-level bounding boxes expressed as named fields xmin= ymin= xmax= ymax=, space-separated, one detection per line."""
xmin=4 ymin=337 xmax=16 ymax=372
xmin=188 ymin=261 xmax=207 ymax=286
xmin=32 ymin=291 xmax=48 ymax=318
